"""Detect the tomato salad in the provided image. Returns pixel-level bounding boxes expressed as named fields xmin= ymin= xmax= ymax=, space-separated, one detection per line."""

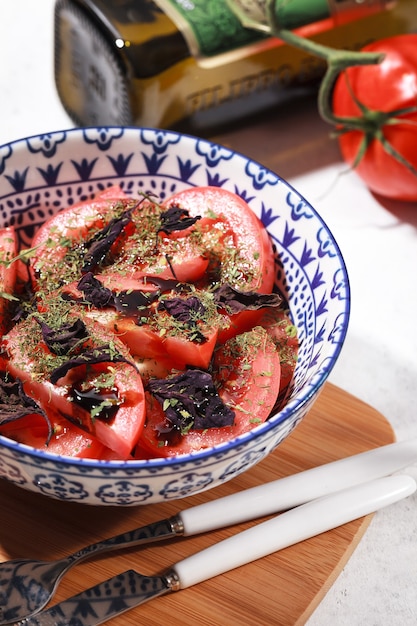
xmin=0 ymin=186 xmax=298 ymax=460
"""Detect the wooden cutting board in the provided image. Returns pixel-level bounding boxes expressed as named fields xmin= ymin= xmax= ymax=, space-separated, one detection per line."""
xmin=0 ymin=383 xmax=395 ymax=625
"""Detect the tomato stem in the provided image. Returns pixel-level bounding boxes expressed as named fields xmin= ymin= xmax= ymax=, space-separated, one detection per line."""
xmin=227 ymin=0 xmax=384 ymax=127
xmin=262 ymin=1 xmax=384 ymax=127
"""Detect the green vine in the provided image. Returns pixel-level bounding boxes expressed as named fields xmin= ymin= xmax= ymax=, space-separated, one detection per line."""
xmin=228 ymin=0 xmax=384 ymax=125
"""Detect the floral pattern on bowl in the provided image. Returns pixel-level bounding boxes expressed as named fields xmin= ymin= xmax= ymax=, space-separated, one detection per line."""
xmin=0 ymin=127 xmax=350 ymax=506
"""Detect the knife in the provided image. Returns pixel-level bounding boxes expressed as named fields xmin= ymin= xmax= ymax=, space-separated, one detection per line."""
xmin=176 ymin=437 xmax=417 ymax=534
xmin=18 ymin=474 xmax=416 ymax=626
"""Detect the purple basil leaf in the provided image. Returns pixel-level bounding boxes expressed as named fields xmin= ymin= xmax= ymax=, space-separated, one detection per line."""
xmin=77 ymin=272 xmax=157 ymax=315
xmin=158 ymin=206 xmax=201 ymax=235
xmin=37 ymin=317 xmax=89 ymax=356
xmin=147 ymin=369 xmax=234 ymax=433
xmin=214 ymin=284 xmax=282 ymax=313
xmin=77 ymin=272 xmax=116 ymax=308
xmin=50 ymin=344 xmax=133 ymax=384
xmin=158 ymin=295 xmax=205 ymax=322
xmin=157 ymin=296 xmax=207 ymax=343
xmin=82 ymin=202 xmax=138 ymax=272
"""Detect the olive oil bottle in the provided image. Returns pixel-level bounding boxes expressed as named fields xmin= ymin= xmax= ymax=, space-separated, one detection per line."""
xmin=54 ymin=0 xmax=417 ymax=130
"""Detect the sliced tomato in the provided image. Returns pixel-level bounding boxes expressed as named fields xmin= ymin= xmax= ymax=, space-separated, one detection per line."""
xmin=214 ymin=326 xmax=281 ymax=420
xmin=134 ymin=355 xmax=183 ymax=384
xmin=0 ymin=227 xmax=19 ymax=336
xmin=77 ymin=306 xmax=219 ymax=369
xmin=102 ymin=233 xmax=209 ymax=284
xmin=30 ymin=185 xmax=132 ymax=289
xmin=80 ymin=273 xmax=161 ymax=294
xmin=217 ymin=308 xmax=265 ymax=344
xmin=63 ymin=280 xmax=221 ymax=369
xmin=60 ymin=360 xmax=145 ymax=458
xmin=1 ymin=314 xmax=146 ymax=459
xmin=258 ymin=308 xmax=298 ymax=394
xmin=1 ymin=185 xmax=290 ymax=462
xmin=30 ymin=185 xmax=210 ymax=292
xmin=138 ymin=326 xmax=281 ymax=456
xmin=163 ymin=187 xmax=275 ymax=293
xmin=0 ymin=409 xmax=119 ymax=460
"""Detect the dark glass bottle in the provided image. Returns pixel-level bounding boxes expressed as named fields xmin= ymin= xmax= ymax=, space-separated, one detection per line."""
xmin=54 ymin=0 xmax=413 ymax=130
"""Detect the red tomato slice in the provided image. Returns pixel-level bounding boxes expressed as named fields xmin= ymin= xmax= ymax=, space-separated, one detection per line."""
xmin=1 ymin=315 xmax=146 ymax=459
xmin=61 ymin=272 xmax=161 ymax=307
xmin=102 ymin=235 xmax=209 ymax=284
xmin=86 ymin=273 xmax=161 ymax=293
xmin=138 ymin=326 xmax=281 ymax=456
xmin=163 ymin=187 xmax=275 ymax=293
xmin=30 ymin=186 xmax=130 ymax=288
xmin=216 ymin=308 xmax=265 ymax=344
xmin=134 ymin=355 xmax=183 ymax=384
xmin=258 ymin=308 xmax=298 ymax=394
xmin=30 ymin=185 xmax=211 ymax=290
xmin=63 ymin=280 xmax=220 ymax=369
xmin=0 ymin=409 xmax=119 ymax=460
xmin=156 ymin=324 xmax=218 ymax=369
xmin=0 ymin=227 xmax=18 ymax=336
xmin=79 ymin=306 xmax=218 ymax=369
xmin=60 ymin=360 xmax=145 ymax=458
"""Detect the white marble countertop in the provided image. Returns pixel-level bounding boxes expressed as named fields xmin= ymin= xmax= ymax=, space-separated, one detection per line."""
xmin=1 ymin=2 xmax=416 ymax=624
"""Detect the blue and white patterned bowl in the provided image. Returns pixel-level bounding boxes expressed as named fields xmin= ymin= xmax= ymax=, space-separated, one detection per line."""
xmin=0 ymin=127 xmax=350 ymax=506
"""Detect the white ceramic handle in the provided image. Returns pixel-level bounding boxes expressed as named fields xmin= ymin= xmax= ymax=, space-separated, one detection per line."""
xmin=173 ymin=474 xmax=416 ymax=588
xmin=179 ymin=438 xmax=417 ymax=535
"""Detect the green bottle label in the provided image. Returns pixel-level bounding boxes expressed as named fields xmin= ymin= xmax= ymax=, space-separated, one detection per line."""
xmin=154 ymin=0 xmax=389 ymax=63
xmin=154 ymin=0 xmax=267 ymax=61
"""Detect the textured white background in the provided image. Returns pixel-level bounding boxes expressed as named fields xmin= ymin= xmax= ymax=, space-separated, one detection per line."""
xmin=1 ymin=2 xmax=417 ymax=624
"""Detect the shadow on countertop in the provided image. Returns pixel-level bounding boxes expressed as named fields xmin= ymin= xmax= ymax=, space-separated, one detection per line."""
xmin=175 ymin=88 xmax=342 ymax=181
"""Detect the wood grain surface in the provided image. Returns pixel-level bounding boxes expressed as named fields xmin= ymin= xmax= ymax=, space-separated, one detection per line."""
xmin=0 ymin=383 xmax=395 ymax=625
